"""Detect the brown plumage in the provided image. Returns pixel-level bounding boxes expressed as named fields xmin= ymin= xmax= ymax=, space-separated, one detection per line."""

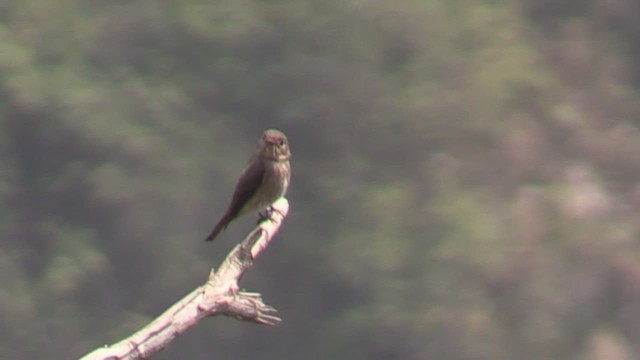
xmin=205 ymin=129 xmax=291 ymax=242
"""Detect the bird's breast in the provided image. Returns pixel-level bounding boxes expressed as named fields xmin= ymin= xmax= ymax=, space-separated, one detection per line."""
xmin=239 ymin=160 xmax=290 ymax=215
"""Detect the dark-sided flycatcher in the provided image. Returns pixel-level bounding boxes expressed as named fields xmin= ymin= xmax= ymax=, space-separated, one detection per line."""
xmin=205 ymin=129 xmax=291 ymax=242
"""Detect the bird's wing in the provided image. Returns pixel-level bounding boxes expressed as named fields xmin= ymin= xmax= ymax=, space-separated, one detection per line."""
xmin=205 ymin=156 xmax=266 ymax=242
xmin=225 ymin=155 xmax=266 ymax=220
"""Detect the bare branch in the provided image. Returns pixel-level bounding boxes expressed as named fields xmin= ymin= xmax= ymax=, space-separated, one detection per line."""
xmin=80 ymin=198 xmax=290 ymax=360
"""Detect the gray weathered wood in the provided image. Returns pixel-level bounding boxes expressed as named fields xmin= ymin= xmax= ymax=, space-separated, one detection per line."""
xmin=80 ymin=198 xmax=289 ymax=360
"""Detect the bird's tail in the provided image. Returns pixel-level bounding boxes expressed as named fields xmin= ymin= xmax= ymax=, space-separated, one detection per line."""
xmin=205 ymin=213 xmax=231 ymax=242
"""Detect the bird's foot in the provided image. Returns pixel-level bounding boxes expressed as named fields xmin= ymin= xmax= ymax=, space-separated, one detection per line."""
xmin=257 ymin=205 xmax=286 ymax=224
xmin=257 ymin=209 xmax=271 ymax=223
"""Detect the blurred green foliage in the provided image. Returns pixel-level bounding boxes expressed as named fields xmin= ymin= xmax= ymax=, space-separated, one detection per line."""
xmin=1 ymin=0 xmax=640 ymax=359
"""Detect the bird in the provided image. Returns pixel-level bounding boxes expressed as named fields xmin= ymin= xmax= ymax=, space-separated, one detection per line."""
xmin=205 ymin=129 xmax=291 ymax=242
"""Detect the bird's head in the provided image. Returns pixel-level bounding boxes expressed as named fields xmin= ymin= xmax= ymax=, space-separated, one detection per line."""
xmin=259 ymin=129 xmax=290 ymax=161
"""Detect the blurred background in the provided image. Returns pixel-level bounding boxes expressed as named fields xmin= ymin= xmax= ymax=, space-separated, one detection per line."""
xmin=2 ymin=0 xmax=640 ymax=359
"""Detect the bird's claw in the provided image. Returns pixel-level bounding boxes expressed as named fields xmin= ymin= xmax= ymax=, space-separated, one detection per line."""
xmin=257 ymin=208 xmax=271 ymax=223
xmin=257 ymin=205 xmax=285 ymax=224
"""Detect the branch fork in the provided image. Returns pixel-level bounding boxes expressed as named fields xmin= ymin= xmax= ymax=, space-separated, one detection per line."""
xmin=80 ymin=197 xmax=289 ymax=360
